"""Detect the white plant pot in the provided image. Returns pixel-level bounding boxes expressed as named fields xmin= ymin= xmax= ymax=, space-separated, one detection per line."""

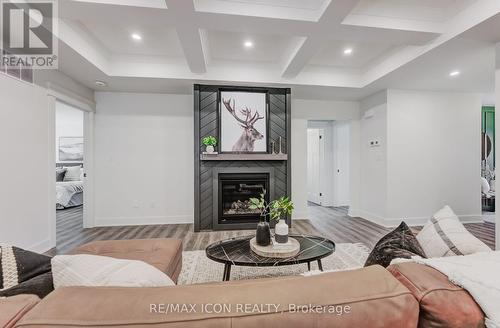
xmin=206 ymin=145 xmax=215 ymax=153
xmin=275 ymin=219 xmax=289 ymax=244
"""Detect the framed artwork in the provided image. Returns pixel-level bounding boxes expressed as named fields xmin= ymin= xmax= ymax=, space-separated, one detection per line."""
xmin=59 ymin=137 xmax=84 ymax=162
xmin=219 ymin=90 xmax=268 ymax=153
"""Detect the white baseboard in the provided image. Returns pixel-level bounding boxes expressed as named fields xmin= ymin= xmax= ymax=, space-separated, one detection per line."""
xmin=349 ymin=209 xmax=391 ymax=226
xmin=29 ymin=239 xmax=54 ymax=254
xmin=349 ymin=209 xmax=484 ymax=228
xmin=292 ymin=210 xmax=309 ymax=220
xmin=95 ymin=215 xmax=193 ymax=227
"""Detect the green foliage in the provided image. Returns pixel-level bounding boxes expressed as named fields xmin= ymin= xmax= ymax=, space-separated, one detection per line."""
xmin=269 ymin=197 xmax=294 ymax=222
xmin=249 ymin=191 xmax=294 ymax=223
xmin=202 ymin=136 xmax=217 ymax=146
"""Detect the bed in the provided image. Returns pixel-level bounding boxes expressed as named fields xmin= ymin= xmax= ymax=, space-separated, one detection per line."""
xmin=56 ymin=181 xmax=84 ymax=209
xmin=56 ymin=165 xmax=84 ymax=209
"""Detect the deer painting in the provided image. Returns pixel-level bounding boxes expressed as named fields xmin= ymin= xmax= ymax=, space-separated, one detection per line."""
xmin=222 ymin=98 xmax=265 ymax=152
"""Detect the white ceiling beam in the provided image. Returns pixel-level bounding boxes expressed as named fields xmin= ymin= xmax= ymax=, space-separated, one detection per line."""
xmin=342 ymin=14 xmax=444 ymax=34
xmin=281 ymin=0 xmax=359 ymax=79
xmin=281 ymin=37 xmax=323 ymax=79
xmin=165 ymin=0 xmax=207 ymax=74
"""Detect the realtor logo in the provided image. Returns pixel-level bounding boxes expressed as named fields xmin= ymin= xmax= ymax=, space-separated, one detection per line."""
xmin=1 ymin=0 xmax=58 ymax=68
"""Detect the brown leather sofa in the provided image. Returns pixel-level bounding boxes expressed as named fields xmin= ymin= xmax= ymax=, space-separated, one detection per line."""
xmin=1 ymin=239 xmax=486 ymax=328
xmin=388 ymin=262 xmax=485 ymax=328
xmin=71 ymin=239 xmax=183 ymax=284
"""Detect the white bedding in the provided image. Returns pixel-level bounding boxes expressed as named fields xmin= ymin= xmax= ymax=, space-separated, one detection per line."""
xmin=410 ymin=251 xmax=500 ymax=328
xmin=56 ymin=181 xmax=83 ymax=207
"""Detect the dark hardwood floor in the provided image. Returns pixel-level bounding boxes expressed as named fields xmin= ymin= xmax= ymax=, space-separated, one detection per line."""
xmin=50 ymin=204 xmax=496 ymax=256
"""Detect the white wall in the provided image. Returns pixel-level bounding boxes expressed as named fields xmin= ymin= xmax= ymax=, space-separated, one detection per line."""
xmin=0 ymin=69 xmax=93 ymax=252
xmin=386 ymin=90 xmax=482 ymax=225
xmin=94 ymin=92 xmax=194 ymax=226
xmin=352 ymin=89 xmax=482 ymax=227
xmin=0 ymin=74 xmax=54 ymax=252
xmin=291 ymin=99 xmax=360 ymax=218
xmin=351 ymin=103 xmax=388 ymax=222
xmin=55 ymin=102 xmax=84 ymax=162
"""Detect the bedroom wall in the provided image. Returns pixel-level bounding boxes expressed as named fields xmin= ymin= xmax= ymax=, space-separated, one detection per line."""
xmin=0 ymin=73 xmax=54 ymax=252
xmin=55 ymin=102 xmax=84 ymax=162
xmin=94 ymin=92 xmax=194 ymax=226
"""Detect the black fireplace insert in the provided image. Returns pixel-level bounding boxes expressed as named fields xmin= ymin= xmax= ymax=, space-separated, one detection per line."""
xmin=217 ymin=173 xmax=270 ymax=225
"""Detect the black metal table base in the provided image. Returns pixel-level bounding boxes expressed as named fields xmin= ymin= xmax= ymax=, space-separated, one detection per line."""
xmin=306 ymin=259 xmax=323 ymax=272
xmin=222 ymin=259 xmax=324 ymax=281
xmin=223 ymin=263 xmax=232 ymax=281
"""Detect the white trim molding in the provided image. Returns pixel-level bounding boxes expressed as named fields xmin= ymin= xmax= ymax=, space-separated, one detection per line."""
xmin=349 ymin=208 xmax=484 ymax=228
xmin=46 ymin=82 xmax=96 ymax=112
xmin=95 ymin=215 xmax=194 ymax=227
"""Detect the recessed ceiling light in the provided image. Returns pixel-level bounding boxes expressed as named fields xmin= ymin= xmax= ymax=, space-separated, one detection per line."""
xmin=95 ymin=80 xmax=107 ymax=87
xmin=343 ymin=48 xmax=353 ymax=55
xmin=244 ymin=40 xmax=253 ymax=48
xmin=131 ymin=33 xmax=142 ymax=41
xmin=449 ymin=70 xmax=460 ymax=77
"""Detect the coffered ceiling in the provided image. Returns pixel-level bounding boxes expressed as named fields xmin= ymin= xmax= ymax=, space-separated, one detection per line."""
xmin=51 ymin=0 xmax=500 ymax=99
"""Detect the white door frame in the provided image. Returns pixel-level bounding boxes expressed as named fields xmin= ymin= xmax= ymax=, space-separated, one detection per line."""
xmin=47 ymin=83 xmax=96 ymax=235
xmin=307 ymin=128 xmax=325 ymax=205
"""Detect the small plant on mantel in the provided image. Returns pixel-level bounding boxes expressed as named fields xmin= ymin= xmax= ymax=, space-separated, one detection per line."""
xmin=202 ymin=136 xmax=217 ymax=154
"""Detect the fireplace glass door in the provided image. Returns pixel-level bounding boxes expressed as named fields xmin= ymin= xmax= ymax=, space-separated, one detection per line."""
xmin=218 ymin=173 xmax=269 ymax=224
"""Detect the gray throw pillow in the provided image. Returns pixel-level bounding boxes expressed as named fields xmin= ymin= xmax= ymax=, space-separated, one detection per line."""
xmin=0 ymin=245 xmax=53 ymax=298
xmin=56 ymin=167 xmax=66 ymax=182
xmin=364 ymin=222 xmax=426 ymax=268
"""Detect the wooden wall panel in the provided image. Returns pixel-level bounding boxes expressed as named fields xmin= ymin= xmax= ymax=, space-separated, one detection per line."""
xmin=194 ymin=85 xmax=291 ymax=231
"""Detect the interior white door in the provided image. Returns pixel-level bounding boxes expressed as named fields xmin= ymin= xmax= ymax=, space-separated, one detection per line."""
xmin=307 ymin=129 xmax=324 ymax=205
xmin=333 ymin=121 xmax=350 ymax=206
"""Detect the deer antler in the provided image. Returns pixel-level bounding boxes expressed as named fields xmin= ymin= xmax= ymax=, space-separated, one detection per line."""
xmin=223 ymin=98 xmax=264 ymax=127
xmin=249 ymin=110 xmax=264 ymax=125
xmin=223 ymin=98 xmax=247 ymax=125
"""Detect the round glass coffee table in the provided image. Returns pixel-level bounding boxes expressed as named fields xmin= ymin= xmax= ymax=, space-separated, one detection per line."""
xmin=205 ymin=235 xmax=335 ymax=281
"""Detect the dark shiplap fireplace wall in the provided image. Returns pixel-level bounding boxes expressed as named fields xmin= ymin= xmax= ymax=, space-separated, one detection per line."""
xmin=193 ymin=85 xmax=291 ymax=232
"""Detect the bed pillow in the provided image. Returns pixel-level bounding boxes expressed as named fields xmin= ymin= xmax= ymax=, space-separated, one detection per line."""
xmin=63 ymin=166 xmax=81 ymax=182
xmin=481 ymin=177 xmax=490 ymax=194
xmin=416 ymin=205 xmax=491 ymax=258
xmin=55 ymin=167 xmax=66 ymax=182
xmin=364 ymin=222 xmax=426 ymax=268
xmin=51 ymin=254 xmax=175 ymax=288
xmin=0 ymin=245 xmax=53 ymax=298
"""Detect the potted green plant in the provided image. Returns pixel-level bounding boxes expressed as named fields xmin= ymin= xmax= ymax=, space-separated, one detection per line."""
xmin=269 ymin=196 xmax=294 ymax=243
xmin=249 ymin=193 xmax=294 ymax=246
xmin=202 ymin=136 xmax=217 ymax=154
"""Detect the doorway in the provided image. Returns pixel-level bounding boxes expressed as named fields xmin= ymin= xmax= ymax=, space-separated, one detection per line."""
xmin=307 ymin=120 xmax=351 ymax=210
xmin=481 ymin=106 xmax=495 ymax=222
xmin=55 ymin=102 xmax=85 ymax=240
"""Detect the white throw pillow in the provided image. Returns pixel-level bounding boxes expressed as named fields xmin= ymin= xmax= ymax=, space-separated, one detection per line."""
xmin=416 ymin=205 xmax=491 ymax=258
xmin=63 ymin=166 xmax=82 ymax=182
xmin=481 ymin=177 xmax=490 ymax=194
xmin=51 ymin=254 xmax=175 ymax=288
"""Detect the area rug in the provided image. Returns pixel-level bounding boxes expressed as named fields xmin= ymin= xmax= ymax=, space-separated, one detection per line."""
xmin=177 ymin=243 xmax=370 ymax=285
